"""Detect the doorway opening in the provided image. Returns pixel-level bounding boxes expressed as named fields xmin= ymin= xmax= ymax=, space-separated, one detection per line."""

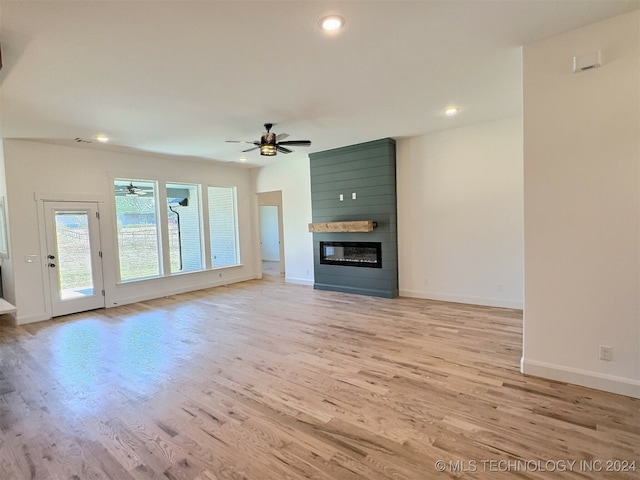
xmin=257 ymin=191 xmax=285 ymax=277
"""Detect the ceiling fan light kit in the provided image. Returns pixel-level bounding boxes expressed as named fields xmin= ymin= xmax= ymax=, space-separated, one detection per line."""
xmin=260 ymin=131 xmax=277 ymax=156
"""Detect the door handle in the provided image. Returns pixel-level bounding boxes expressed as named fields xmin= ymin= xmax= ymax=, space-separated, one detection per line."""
xmin=48 ymin=263 xmax=56 ymax=268
xmin=47 ymin=255 xmax=55 ymax=260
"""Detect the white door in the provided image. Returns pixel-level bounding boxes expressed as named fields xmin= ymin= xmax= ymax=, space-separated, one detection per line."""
xmin=259 ymin=205 xmax=280 ymax=262
xmin=259 ymin=205 xmax=286 ymax=275
xmin=44 ymin=201 xmax=105 ymax=317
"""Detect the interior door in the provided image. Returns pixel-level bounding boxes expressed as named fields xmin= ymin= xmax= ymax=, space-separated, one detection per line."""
xmin=259 ymin=205 xmax=286 ymax=276
xmin=44 ymin=201 xmax=105 ymax=317
xmin=259 ymin=205 xmax=280 ymax=262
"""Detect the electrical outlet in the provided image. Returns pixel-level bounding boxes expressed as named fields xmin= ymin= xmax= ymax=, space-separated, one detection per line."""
xmin=599 ymin=345 xmax=613 ymax=361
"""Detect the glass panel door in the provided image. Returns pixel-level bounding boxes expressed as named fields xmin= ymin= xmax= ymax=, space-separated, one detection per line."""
xmin=44 ymin=202 xmax=105 ymax=317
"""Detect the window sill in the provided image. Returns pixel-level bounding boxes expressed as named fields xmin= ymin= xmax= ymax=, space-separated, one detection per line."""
xmin=117 ymin=264 xmax=244 ymax=286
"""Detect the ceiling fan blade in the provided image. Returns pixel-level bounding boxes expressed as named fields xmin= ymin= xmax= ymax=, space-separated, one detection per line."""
xmin=278 ymin=140 xmax=311 ymax=147
xmin=242 ymin=146 xmax=260 ymax=153
xmin=276 ymin=145 xmax=293 ymax=154
xmin=227 ymin=140 xmax=258 ymax=144
xmin=275 ymin=133 xmax=289 ymax=141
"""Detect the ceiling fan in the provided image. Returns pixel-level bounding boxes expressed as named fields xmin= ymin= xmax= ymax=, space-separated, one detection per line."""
xmin=116 ymin=182 xmax=148 ymax=196
xmin=227 ymin=123 xmax=311 ymax=156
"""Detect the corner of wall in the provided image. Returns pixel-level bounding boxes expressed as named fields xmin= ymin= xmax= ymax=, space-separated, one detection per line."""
xmin=522 ymin=358 xmax=640 ymax=399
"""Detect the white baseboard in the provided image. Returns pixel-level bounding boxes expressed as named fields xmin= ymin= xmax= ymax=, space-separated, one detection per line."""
xmin=521 ymin=357 xmax=640 ymax=399
xmin=399 ymin=288 xmax=523 ymax=310
xmin=112 ymin=274 xmax=256 ymax=308
xmin=14 ymin=312 xmax=51 ymax=326
xmin=285 ymin=277 xmax=313 ymax=286
xmin=12 ymin=275 xmax=258 ymax=324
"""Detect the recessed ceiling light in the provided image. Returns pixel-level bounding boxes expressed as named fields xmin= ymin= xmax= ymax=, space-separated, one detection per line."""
xmin=95 ymin=134 xmax=109 ymax=143
xmin=444 ymin=107 xmax=459 ymax=116
xmin=239 ymin=157 xmax=247 ymax=163
xmin=319 ymin=15 xmax=345 ymax=32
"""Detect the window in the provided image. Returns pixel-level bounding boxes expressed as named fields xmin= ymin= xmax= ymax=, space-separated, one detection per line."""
xmin=208 ymin=186 xmax=239 ymax=267
xmin=113 ymin=180 xmax=240 ymax=282
xmin=167 ymin=183 xmax=202 ymax=273
xmin=114 ymin=180 xmax=160 ymax=281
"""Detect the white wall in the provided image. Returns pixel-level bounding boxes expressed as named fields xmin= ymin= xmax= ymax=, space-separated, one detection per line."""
xmin=522 ymin=10 xmax=639 ymax=398
xmin=397 ymin=116 xmax=524 ymax=309
xmin=253 ymin=157 xmax=314 ymax=285
xmin=3 ymin=139 xmax=258 ymax=324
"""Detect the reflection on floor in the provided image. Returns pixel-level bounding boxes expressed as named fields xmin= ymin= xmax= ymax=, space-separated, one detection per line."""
xmin=262 ymin=260 xmax=281 ymax=276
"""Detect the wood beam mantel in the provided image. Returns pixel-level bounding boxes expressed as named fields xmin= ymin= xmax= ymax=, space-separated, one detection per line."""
xmin=308 ymin=220 xmax=377 ymax=233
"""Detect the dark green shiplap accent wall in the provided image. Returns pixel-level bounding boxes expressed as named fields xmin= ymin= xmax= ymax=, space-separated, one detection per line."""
xmin=309 ymin=138 xmax=398 ymax=298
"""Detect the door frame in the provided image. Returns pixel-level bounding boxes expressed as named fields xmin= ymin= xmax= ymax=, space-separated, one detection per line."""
xmin=36 ymin=193 xmax=107 ymax=319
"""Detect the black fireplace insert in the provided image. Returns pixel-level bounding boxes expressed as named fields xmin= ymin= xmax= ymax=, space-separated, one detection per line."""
xmin=319 ymin=241 xmax=382 ymax=268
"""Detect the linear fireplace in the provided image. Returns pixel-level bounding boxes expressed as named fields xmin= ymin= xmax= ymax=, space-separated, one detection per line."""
xmin=319 ymin=241 xmax=382 ymax=268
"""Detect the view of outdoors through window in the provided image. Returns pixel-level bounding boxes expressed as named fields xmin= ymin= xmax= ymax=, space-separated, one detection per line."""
xmin=114 ymin=180 xmax=240 ymax=282
xmin=208 ymin=186 xmax=239 ymax=267
xmin=55 ymin=211 xmax=94 ymax=299
xmin=114 ymin=180 xmax=160 ymax=281
xmin=167 ymin=183 xmax=202 ymax=273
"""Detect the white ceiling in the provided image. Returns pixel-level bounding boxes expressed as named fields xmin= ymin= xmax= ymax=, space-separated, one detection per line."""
xmin=1 ymin=0 xmax=638 ymax=167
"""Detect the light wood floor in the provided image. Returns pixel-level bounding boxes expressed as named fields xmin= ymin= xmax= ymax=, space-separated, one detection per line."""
xmin=261 ymin=260 xmax=281 ymax=277
xmin=0 ymin=278 xmax=638 ymax=479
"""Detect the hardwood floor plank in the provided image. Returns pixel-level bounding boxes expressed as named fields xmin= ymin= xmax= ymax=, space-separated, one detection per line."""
xmin=0 ymin=277 xmax=638 ymax=479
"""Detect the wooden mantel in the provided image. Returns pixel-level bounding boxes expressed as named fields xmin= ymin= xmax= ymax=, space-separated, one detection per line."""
xmin=308 ymin=220 xmax=377 ymax=233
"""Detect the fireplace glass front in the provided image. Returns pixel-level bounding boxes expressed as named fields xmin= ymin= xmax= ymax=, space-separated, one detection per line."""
xmin=319 ymin=241 xmax=382 ymax=268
